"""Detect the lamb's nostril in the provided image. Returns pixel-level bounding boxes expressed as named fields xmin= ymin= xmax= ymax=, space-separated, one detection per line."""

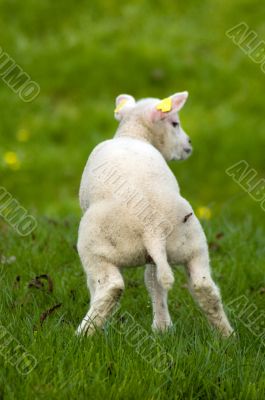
xmin=184 ymin=148 xmax=192 ymax=154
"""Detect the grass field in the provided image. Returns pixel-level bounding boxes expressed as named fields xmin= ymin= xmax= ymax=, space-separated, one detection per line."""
xmin=0 ymin=0 xmax=264 ymax=399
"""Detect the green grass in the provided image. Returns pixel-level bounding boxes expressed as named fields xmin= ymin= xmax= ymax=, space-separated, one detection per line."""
xmin=0 ymin=0 xmax=264 ymax=398
xmin=0 ymin=217 xmax=264 ymax=399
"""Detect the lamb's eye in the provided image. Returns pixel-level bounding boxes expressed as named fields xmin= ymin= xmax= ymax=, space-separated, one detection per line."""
xmin=172 ymin=121 xmax=179 ymax=128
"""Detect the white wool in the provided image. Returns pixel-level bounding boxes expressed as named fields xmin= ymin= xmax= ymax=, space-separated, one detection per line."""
xmin=76 ymin=93 xmax=234 ymax=337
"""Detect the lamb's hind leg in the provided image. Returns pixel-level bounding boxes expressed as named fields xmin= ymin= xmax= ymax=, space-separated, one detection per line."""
xmin=187 ymin=252 xmax=234 ymax=337
xmin=144 ymin=238 xmax=175 ymax=291
xmin=76 ymin=260 xmax=124 ymax=336
xmin=145 ymin=264 xmax=172 ymax=332
xmin=76 ymin=207 xmax=125 ymax=336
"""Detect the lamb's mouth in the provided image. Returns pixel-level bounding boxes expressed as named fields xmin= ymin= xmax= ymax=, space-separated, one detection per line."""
xmin=181 ymin=149 xmax=193 ymax=160
xmin=171 ymin=151 xmax=192 ymax=161
xmin=171 ymin=155 xmax=182 ymax=161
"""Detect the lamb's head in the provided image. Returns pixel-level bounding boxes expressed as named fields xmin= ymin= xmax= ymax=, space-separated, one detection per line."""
xmin=114 ymin=92 xmax=192 ymax=161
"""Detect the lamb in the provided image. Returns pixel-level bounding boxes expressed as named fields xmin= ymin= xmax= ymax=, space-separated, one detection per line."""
xmin=76 ymin=92 xmax=234 ymax=337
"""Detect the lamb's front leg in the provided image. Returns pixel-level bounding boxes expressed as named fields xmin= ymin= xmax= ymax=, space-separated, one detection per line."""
xmin=187 ymin=253 xmax=234 ymax=337
xmin=145 ymin=264 xmax=172 ymax=332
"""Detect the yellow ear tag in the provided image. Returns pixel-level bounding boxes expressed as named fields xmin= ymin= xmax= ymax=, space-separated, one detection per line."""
xmin=156 ymin=97 xmax=172 ymax=113
xmin=114 ymin=99 xmax=128 ymax=113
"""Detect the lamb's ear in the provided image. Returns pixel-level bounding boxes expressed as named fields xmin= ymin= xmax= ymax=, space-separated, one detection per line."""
xmin=114 ymin=94 xmax=136 ymax=121
xmin=152 ymin=91 xmax=189 ymax=121
xmin=170 ymin=91 xmax=189 ymax=112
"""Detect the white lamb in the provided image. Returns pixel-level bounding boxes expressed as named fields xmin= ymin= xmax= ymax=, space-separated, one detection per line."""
xmin=76 ymin=92 xmax=234 ymax=337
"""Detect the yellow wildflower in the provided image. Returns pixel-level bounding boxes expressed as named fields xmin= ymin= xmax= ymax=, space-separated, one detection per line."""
xmin=16 ymin=128 xmax=30 ymax=142
xmin=3 ymin=152 xmax=21 ymax=170
xmin=197 ymin=206 xmax=212 ymax=220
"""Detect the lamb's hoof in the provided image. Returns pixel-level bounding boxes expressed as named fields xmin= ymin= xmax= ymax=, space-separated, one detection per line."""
xmin=76 ymin=325 xmax=86 ymax=336
xmin=152 ymin=320 xmax=173 ymax=333
xmin=76 ymin=321 xmax=95 ymax=337
xmin=157 ymin=270 xmax=175 ymax=290
xmin=220 ymin=326 xmax=235 ymax=338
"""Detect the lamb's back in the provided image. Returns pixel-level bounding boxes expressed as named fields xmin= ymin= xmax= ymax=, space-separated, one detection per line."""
xmin=79 ymin=137 xmax=180 ymax=212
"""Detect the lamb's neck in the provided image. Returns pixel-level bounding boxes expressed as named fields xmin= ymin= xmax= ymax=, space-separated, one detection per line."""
xmin=114 ymin=119 xmax=153 ymax=145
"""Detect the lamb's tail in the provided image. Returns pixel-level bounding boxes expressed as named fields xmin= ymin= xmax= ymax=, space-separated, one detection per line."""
xmin=144 ymin=237 xmax=174 ymax=290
